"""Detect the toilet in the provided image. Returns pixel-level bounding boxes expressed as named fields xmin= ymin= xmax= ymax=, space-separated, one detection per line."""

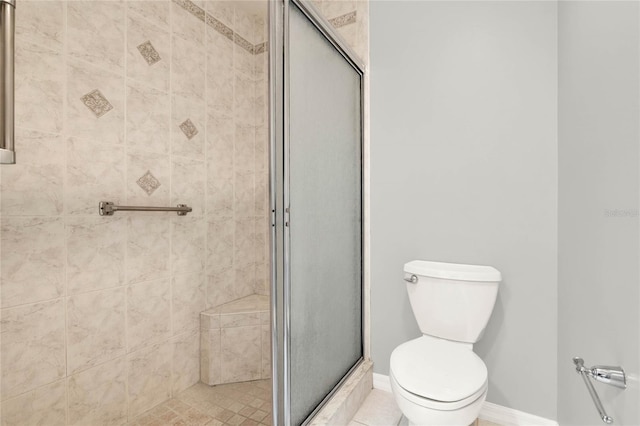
xmin=390 ymin=260 xmax=501 ymax=426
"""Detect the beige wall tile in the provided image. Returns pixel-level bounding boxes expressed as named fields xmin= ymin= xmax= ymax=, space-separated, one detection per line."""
xmin=66 ymin=137 xmax=125 ymax=215
xmin=234 ymin=171 xmax=255 ymax=218
xmin=200 ymin=328 xmax=221 ymax=385
xmin=235 ymin=218 xmax=255 ymax=266
xmin=220 ymin=312 xmax=260 ymax=328
xmin=208 ymin=218 xmax=234 ymax=272
xmin=171 ymin=35 xmax=206 ymax=102
xmin=205 ymin=1 xmax=235 ymax=28
xmin=66 ymin=216 xmax=126 ymax=295
xmin=254 ymin=14 xmax=266 ymax=45
xmin=336 ymin=23 xmax=357 ymax=54
xmin=1 ymin=299 xmax=66 ymax=399
xmin=66 ymin=60 xmax=125 ymax=145
xmin=200 ymin=311 xmax=220 ymax=330
xmin=220 ymin=325 xmax=261 ymax=383
xmin=206 ymin=113 xmax=234 ymax=179
xmin=206 ymin=62 xmax=234 ymax=117
xmin=255 ymin=53 xmax=266 ymax=81
xmin=0 ymin=380 xmax=66 ymax=426
xmin=127 ymin=342 xmax=172 ymax=417
xmin=171 ymin=1 xmax=205 ymax=45
xmin=171 ymin=156 xmax=205 ymax=217
xmin=172 ymin=332 xmax=200 ymax=394
xmin=127 ymin=216 xmax=170 ymax=284
xmin=67 ymin=1 xmax=125 ymax=73
xmin=1 ymin=217 xmax=65 ymax=308
xmin=233 ymin=44 xmax=254 ymax=78
xmin=16 ymin=1 xmax=65 ymax=53
xmin=126 ymin=82 xmax=170 ymax=155
xmin=1 ymin=129 xmax=64 ymax=216
xmin=233 ymin=6 xmax=256 ymax=44
xmin=127 ymin=279 xmax=171 ymax=352
xmin=67 ymin=357 xmax=127 ymax=426
xmin=171 ymin=216 xmax=206 ymax=275
xmin=126 ymin=10 xmax=170 ymax=92
xmin=233 ymin=266 xmax=255 ymax=302
xmin=15 ymin=41 xmax=64 ymax=135
xmin=261 ymin=325 xmax=271 ymax=379
xmin=207 ymin=25 xmax=234 ymax=71
xmin=234 ymin=74 xmax=255 ymax=125
xmin=206 ymin=267 xmax=236 ymax=308
xmin=254 ymin=81 xmax=266 ymax=127
xmin=322 ymin=0 xmax=356 ymax=20
xmin=128 ymin=1 xmax=170 ymax=30
xmin=207 ymin=176 xmax=234 ymax=218
xmin=172 ymin=274 xmax=206 ymax=335
xmin=235 ymin=124 xmax=255 ymax=173
xmin=66 ymin=288 xmax=126 ymax=375
xmin=254 ymin=172 xmax=268 ymax=216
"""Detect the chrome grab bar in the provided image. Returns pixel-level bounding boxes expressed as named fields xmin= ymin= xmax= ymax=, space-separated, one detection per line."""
xmin=0 ymin=0 xmax=16 ymax=164
xmin=99 ymin=201 xmax=192 ymax=216
xmin=573 ymin=357 xmax=626 ymax=424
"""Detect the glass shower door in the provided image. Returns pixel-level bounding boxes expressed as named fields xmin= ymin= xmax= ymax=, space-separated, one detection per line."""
xmin=270 ymin=1 xmax=364 ymax=424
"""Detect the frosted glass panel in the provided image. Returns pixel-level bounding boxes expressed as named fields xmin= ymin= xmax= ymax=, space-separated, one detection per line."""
xmin=288 ymin=4 xmax=362 ymax=425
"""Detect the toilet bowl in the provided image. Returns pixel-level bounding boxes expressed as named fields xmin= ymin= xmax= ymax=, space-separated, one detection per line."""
xmin=390 ymin=335 xmax=488 ymax=426
xmin=390 ymin=261 xmax=501 ymax=426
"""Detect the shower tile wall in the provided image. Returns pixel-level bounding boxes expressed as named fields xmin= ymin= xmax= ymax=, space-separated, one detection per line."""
xmin=0 ymin=1 xmax=268 ymax=425
xmin=314 ymin=0 xmax=369 ymax=63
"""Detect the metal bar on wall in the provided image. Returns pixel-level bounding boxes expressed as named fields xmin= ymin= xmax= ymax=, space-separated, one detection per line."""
xmin=0 ymin=0 xmax=15 ymax=164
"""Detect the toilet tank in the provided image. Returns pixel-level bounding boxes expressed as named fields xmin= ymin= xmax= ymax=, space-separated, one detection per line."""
xmin=404 ymin=260 xmax=501 ymax=344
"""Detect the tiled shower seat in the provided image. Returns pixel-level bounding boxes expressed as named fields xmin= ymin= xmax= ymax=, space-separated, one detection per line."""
xmin=200 ymin=294 xmax=271 ymax=385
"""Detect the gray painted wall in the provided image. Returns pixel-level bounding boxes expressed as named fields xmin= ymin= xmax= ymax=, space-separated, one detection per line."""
xmin=557 ymin=2 xmax=639 ymax=425
xmin=370 ymin=1 xmax=559 ymax=419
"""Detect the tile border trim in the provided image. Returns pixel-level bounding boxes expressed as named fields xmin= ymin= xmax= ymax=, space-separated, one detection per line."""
xmin=329 ymin=11 xmax=357 ymax=29
xmin=173 ymin=0 xmax=268 ymax=55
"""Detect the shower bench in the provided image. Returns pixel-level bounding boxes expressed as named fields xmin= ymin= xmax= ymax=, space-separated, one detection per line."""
xmin=200 ymin=294 xmax=271 ymax=385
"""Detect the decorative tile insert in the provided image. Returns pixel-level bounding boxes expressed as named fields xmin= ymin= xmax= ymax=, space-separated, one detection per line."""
xmin=254 ymin=42 xmax=268 ymax=55
xmin=137 ymin=40 xmax=162 ymax=66
xmin=173 ymin=0 xmax=268 ymax=55
xmin=179 ymin=119 xmax=199 ymax=140
xmin=137 ymin=170 xmax=161 ymax=196
xmin=234 ymin=33 xmax=255 ymax=55
xmin=173 ymin=0 xmax=205 ymax=22
xmin=206 ymin=14 xmax=233 ymax=42
xmin=80 ymin=89 xmax=113 ymax=118
xmin=329 ymin=11 xmax=357 ymax=29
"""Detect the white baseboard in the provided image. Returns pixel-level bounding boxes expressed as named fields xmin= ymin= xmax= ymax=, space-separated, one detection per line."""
xmin=372 ymin=373 xmax=558 ymax=426
xmin=479 ymin=402 xmax=558 ymax=426
xmin=373 ymin=372 xmax=392 ymax=393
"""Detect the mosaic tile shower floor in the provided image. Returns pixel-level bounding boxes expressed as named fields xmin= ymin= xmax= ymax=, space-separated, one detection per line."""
xmin=129 ymin=380 xmax=272 ymax=426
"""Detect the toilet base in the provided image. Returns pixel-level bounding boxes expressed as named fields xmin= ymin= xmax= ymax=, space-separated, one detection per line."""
xmin=391 ymin=371 xmax=487 ymax=426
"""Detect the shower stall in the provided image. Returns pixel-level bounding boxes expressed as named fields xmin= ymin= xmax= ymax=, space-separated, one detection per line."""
xmin=0 ymin=0 xmax=367 ymax=425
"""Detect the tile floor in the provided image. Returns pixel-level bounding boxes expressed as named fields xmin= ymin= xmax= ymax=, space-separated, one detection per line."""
xmin=129 ymin=380 xmax=272 ymax=426
xmin=348 ymin=389 xmax=502 ymax=426
xmin=129 ymin=381 xmax=501 ymax=426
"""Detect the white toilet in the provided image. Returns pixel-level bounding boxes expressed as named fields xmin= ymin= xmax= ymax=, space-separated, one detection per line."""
xmin=390 ymin=260 xmax=501 ymax=426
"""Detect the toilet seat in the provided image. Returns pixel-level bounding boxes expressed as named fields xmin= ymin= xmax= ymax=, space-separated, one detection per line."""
xmin=390 ymin=370 xmax=488 ymax=411
xmin=390 ymin=335 xmax=488 ymax=406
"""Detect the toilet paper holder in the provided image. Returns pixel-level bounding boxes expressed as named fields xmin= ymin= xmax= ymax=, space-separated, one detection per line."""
xmin=573 ymin=357 xmax=626 ymax=424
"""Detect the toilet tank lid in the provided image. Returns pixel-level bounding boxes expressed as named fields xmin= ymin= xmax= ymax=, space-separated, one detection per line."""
xmin=404 ymin=260 xmax=501 ymax=282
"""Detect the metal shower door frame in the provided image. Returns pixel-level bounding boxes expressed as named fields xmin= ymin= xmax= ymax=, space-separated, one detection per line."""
xmin=269 ymin=1 xmax=366 ymax=425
